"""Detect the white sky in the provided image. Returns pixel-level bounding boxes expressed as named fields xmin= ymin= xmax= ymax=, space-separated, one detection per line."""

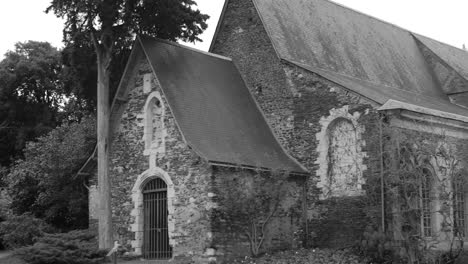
xmin=0 ymin=0 xmax=467 ymax=59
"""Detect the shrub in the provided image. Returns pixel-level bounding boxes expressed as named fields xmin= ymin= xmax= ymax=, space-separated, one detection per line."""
xmin=0 ymin=185 xmax=10 ymax=250
xmin=0 ymin=213 xmax=54 ymax=248
xmin=15 ymin=229 xmax=107 ymax=264
xmin=358 ymin=226 xmax=397 ymax=264
xmin=6 ymin=116 xmax=95 ymax=230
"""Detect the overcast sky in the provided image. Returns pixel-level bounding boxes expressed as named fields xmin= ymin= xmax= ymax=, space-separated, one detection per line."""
xmin=0 ymin=0 xmax=467 ymax=58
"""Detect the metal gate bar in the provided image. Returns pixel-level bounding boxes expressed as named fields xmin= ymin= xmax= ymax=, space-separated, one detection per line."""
xmin=143 ymin=178 xmax=172 ymax=259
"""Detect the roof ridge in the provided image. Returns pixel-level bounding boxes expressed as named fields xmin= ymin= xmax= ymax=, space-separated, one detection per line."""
xmin=138 ymin=35 xmax=232 ymax=62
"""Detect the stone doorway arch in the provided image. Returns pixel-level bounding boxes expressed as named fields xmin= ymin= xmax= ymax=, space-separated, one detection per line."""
xmin=130 ymin=167 xmax=175 ymax=256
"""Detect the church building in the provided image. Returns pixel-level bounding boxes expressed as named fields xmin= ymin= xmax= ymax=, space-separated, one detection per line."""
xmin=79 ymin=0 xmax=468 ymax=263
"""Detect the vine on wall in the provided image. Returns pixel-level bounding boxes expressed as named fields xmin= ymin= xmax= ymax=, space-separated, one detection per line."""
xmin=360 ymin=114 xmax=468 ymax=264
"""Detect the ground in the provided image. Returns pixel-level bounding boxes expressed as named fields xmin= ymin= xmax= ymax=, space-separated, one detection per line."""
xmin=231 ymin=249 xmax=366 ymax=264
xmin=0 ymin=249 xmax=366 ymax=264
xmin=0 ymin=251 xmax=25 ymax=264
xmin=115 ymin=249 xmax=366 ymax=264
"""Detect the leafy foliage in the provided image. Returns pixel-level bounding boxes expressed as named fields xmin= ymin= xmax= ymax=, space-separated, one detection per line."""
xmin=0 ymin=41 xmax=64 ymax=167
xmin=359 ymin=226 xmax=398 ymax=263
xmin=0 ymin=213 xmax=54 ymax=249
xmin=47 ymin=0 xmax=209 ymax=45
xmin=59 ymin=32 xmax=131 ymax=110
xmin=6 ymin=116 xmax=96 ymax=230
xmin=15 ymin=229 xmax=107 ymax=264
xmin=356 ymin=115 xmax=468 ymax=264
xmin=46 ymin=0 xmax=210 ymax=107
xmin=47 ymin=0 xmax=210 ymax=247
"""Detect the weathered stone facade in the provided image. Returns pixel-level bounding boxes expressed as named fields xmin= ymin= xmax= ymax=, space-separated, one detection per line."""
xmin=88 ymin=54 xmax=306 ymax=263
xmin=315 ymin=106 xmax=367 ymax=199
xmin=210 ymin=168 xmax=304 ymax=261
xmin=382 ymin=121 xmax=468 ymax=251
xmin=89 ymin=58 xmax=214 ymax=262
xmin=85 ymin=0 xmax=468 ymax=261
xmin=209 ymin=0 xmax=468 ymax=250
xmin=210 ymin=0 xmax=377 ymax=247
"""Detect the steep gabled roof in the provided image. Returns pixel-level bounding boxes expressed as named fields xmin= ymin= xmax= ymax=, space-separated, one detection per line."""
xmin=137 ymin=36 xmax=307 ymax=174
xmin=77 ymin=36 xmax=308 ymax=177
xmin=210 ymin=0 xmax=468 ymax=119
xmin=252 ymin=0 xmax=450 ymax=96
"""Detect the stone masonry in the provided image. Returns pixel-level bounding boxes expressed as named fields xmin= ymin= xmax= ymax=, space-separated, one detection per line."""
xmin=210 ymin=0 xmax=377 ymax=247
xmin=86 ymin=0 xmax=468 ymax=260
xmin=88 ymin=53 xmax=307 ymax=263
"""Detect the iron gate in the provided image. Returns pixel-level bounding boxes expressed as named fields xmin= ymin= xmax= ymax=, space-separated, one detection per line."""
xmin=143 ymin=178 xmax=172 ymax=259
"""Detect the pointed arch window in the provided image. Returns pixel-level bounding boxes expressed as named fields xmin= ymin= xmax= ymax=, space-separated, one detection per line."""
xmin=326 ymin=118 xmax=361 ymax=197
xmin=144 ymin=92 xmax=165 ymax=154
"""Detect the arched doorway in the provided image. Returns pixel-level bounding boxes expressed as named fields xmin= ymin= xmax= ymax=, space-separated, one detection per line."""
xmin=142 ymin=178 xmax=172 ymax=259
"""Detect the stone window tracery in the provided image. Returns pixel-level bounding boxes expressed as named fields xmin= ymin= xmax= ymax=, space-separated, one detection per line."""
xmin=144 ymin=92 xmax=165 ymax=156
xmin=315 ymin=106 xmax=366 ymax=199
xmin=326 ymin=118 xmax=360 ymax=196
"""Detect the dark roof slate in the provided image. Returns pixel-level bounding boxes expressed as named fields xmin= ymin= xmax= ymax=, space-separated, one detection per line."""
xmin=252 ymin=0 xmax=446 ymax=98
xmin=249 ymin=0 xmax=468 ymax=117
xmin=139 ymin=36 xmax=307 ymax=174
xmin=413 ymin=34 xmax=468 ymax=82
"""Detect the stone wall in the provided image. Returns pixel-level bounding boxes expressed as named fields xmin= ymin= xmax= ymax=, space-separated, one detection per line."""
xmin=100 ymin=56 xmax=215 ymax=263
xmin=84 ymin=0 xmax=468 ymax=260
xmin=88 ymin=53 xmax=308 ymax=263
xmin=210 ymin=167 xmax=305 ymax=262
xmin=381 ymin=122 xmax=468 ymax=251
xmin=210 ymin=0 xmax=379 ymax=248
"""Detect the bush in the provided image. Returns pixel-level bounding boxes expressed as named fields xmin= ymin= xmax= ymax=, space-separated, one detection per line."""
xmin=6 ymin=116 xmax=95 ymax=230
xmin=358 ymin=226 xmax=396 ymax=263
xmin=15 ymin=229 xmax=107 ymax=264
xmin=0 ymin=185 xmax=10 ymax=250
xmin=0 ymin=213 xmax=54 ymax=248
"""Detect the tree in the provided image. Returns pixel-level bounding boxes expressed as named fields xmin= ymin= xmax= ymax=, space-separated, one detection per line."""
xmin=46 ymin=0 xmax=209 ymax=248
xmin=6 ymin=116 xmax=96 ymax=230
xmin=59 ymin=32 xmax=131 ymax=111
xmin=0 ymin=41 xmax=64 ymax=167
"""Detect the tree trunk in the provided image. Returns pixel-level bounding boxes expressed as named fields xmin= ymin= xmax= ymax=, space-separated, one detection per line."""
xmin=97 ymin=48 xmax=113 ymax=249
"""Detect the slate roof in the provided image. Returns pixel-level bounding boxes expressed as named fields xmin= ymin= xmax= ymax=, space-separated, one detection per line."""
xmin=240 ymin=0 xmax=468 ymax=118
xmin=413 ymin=34 xmax=468 ymax=85
xmin=137 ymin=36 xmax=307 ymax=174
xmin=77 ymin=36 xmax=308 ymax=177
